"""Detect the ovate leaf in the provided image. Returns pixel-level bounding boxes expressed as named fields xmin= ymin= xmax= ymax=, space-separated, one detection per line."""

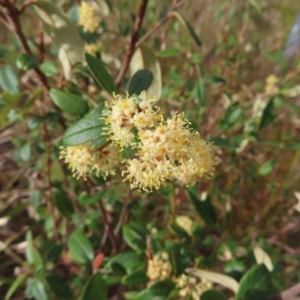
xmin=129 ymin=45 xmax=162 ymax=98
xmin=50 ymin=88 xmax=88 ymax=116
xmin=236 ymin=265 xmax=272 ymax=300
xmin=80 ymin=273 xmax=108 ymax=300
xmin=128 ymin=69 xmax=153 ymax=96
xmin=53 ymin=189 xmax=75 ymax=218
xmin=67 ymin=229 xmax=94 ymax=264
xmin=85 ymin=53 xmax=116 ymax=95
xmin=0 ymin=65 xmax=19 ymax=94
xmin=259 ymin=97 xmax=275 ymax=130
xmin=34 ymin=1 xmax=84 ymax=80
xmin=258 ymin=160 xmax=276 ymax=176
xmin=63 ymin=116 xmax=107 ymax=146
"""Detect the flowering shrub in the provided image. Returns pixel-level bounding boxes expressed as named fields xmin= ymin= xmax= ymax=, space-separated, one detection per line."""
xmin=0 ymin=0 xmax=300 ymax=300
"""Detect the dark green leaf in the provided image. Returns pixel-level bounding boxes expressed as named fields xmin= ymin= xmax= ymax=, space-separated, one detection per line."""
xmin=80 ymin=273 xmax=108 ymax=300
xmin=53 ymin=189 xmax=75 ymax=218
xmin=220 ymin=102 xmax=244 ymax=131
xmin=259 ymin=97 xmax=275 ymax=130
xmin=196 ymin=79 xmax=206 ymax=106
xmin=106 ymin=251 xmax=144 ymax=273
xmin=122 ymin=222 xmax=147 ymax=252
xmin=0 ymin=65 xmax=19 ymax=94
xmin=67 ymin=229 xmax=94 ymax=264
xmin=224 ymin=260 xmax=245 ymax=281
xmin=16 ymin=53 xmax=38 ymax=71
xmin=4 ymin=274 xmax=27 ymax=300
xmin=187 ymin=189 xmax=217 ymax=225
xmin=85 ymin=53 xmax=116 ymax=95
xmin=148 ymin=279 xmax=175 ymax=297
xmin=46 ymin=273 xmax=73 ymax=300
xmin=111 ymin=261 xmax=127 ymax=276
xmin=128 ymin=69 xmax=153 ymax=96
xmin=209 ymin=137 xmax=235 ymax=149
xmin=201 ymin=289 xmax=227 ymax=300
xmin=63 ymin=117 xmax=107 ymax=146
xmin=168 ymin=222 xmax=191 ymax=243
xmin=39 ymin=61 xmax=58 ymax=76
xmin=122 ymin=269 xmax=148 ymax=286
xmin=236 ymin=265 xmax=272 ymax=300
xmin=50 ymin=88 xmax=88 ymax=116
xmin=46 ymin=244 xmax=63 ymax=262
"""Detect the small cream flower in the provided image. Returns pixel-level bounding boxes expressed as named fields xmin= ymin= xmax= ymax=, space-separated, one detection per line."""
xmin=265 ymin=75 xmax=279 ymax=95
xmin=147 ymin=252 xmax=172 ymax=282
xmin=60 ymin=143 xmax=119 ymax=179
xmin=79 ymin=2 xmax=100 ymax=33
xmin=176 ymin=274 xmax=212 ymax=299
xmin=84 ymin=43 xmax=100 ymax=56
xmin=176 ymin=216 xmax=194 ymax=236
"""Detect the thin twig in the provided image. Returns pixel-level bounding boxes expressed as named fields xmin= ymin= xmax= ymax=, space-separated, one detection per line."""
xmin=87 ymin=178 xmax=117 ymax=254
xmin=135 ymin=0 xmax=188 ymax=49
xmin=115 ymin=0 xmax=149 ymax=89
xmin=19 ymin=1 xmax=35 ymax=15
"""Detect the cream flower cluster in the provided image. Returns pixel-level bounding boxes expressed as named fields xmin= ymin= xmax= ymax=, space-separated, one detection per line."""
xmin=104 ymin=92 xmax=216 ymax=192
xmin=147 ymin=252 xmax=172 ymax=282
xmin=59 ymin=143 xmax=119 ymax=180
xmin=79 ymin=2 xmax=100 ymax=33
xmin=176 ymin=274 xmax=212 ymax=299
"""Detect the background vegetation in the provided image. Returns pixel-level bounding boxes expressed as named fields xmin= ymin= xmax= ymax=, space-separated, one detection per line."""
xmin=0 ymin=0 xmax=300 ymax=299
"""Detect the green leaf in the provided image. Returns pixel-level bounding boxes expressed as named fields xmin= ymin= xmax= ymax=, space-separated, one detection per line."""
xmin=34 ymin=1 xmax=84 ymax=80
xmin=128 ymin=69 xmax=153 ymax=96
xmin=0 ymin=65 xmax=19 ymax=94
xmin=85 ymin=53 xmax=116 ymax=95
xmin=157 ymin=48 xmax=181 ymax=57
xmin=16 ymin=53 xmax=38 ymax=71
xmin=46 ymin=273 xmax=73 ymax=300
xmin=206 ymin=76 xmax=226 ymax=84
xmin=67 ymin=229 xmax=94 ymax=264
xmin=168 ymin=222 xmax=191 ymax=243
xmin=259 ymin=97 xmax=275 ymax=130
xmin=258 ymin=159 xmax=276 ymax=176
xmin=122 ymin=269 xmax=148 ymax=286
xmin=106 ymin=251 xmax=144 ymax=273
xmin=25 ymin=231 xmax=44 ymax=269
xmin=46 ymin=244 xmax=63 ymax=262
xmin=220 ymin=102 xmax=244 ymax=131
xmin=4 ymin=274 xmax=27 ymax=300
xmin=201 ymin=289 xmax=227 ymax=300
xmin=122 ymin=222 xmax=147 ymax=252
xmin=209 ymin=137 xmax=235 ymax=149
xmin=63 ymin=116 xmax=107 ymax=146
xmin=26 ymin=278 xmax=48 ymax=300
xmin=53 ymin=189 xmax=75 ymax=218
xmin=187 ymin=189 xmax=217 ymax=226
xmin=39 ymin=61 xmax=58 ymax=76
xmin=80 ymin=273 xmax=108 ymax=300
xmin=236 ymin=265 xmax=272 ymax=300
xmin=111 ymin=261 xmax=127 ymax=276
xmin=50 ymin=88 xmax=88 ymax=116
xmin=196 ymin=79 xmax=206 ymax=106
xmin=148 ymin=279 xmax=175 ymax=297
xmin=224 ymin=260 xmax=245 ymax=281
xmin=172 ymin=12 xmax=202 ymax=46
xmin=130 ymin=45 xmax=162 ymax=98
